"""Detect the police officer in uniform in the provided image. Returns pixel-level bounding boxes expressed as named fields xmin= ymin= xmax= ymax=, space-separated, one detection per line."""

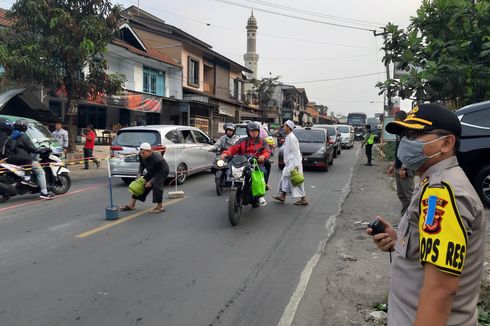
xmin=361 ymin=124 xmax=376 ymax=166
xmin=368 ymin=103 xmax=485 ymax=325
xmin=387 ymin=110 xmax=415 ymax=216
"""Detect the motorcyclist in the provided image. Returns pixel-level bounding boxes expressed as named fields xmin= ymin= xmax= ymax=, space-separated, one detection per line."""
xmin=6 ymin=119 xmax=54 ymax=199
xmin=0 ymin=117 xmax=15 ymax=196
xmin=0 ymin=117 xmax=12 ymax=160
xmin=213 ymin=123 xmax=240 ymax=152
xmin=221 ymin=121 xmax=271 ymax=206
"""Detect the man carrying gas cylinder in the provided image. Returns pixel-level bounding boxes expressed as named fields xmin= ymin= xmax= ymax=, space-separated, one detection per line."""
xmin=119 ymin=143 xmax=169 ymax=214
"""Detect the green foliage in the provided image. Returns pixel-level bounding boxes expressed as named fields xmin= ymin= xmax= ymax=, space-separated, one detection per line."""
xmin=373 ymin=302 xmax=388 ymax=312
xmin=0 ymin=0 xmax=125 ymax=104
xmin=377 ymin=0 xmax=490 ymax=109
xmin=248 ymin=76 xmax=281 ymax=122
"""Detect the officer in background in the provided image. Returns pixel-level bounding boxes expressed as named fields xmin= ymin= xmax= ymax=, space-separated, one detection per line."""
xmin=367 ymin=104 xmax=485 ymax=325
xmin=361 ymin=124 xmax=376 ymax=166
xmin=387 ymin=110 xmax=415 ymax=216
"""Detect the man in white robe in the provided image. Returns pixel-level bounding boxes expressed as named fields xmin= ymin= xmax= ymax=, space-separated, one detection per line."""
xmin=273 ymin=120 xmax=308 ymax=205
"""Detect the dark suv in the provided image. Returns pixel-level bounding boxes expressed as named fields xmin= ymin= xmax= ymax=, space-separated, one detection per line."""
xmin=278 ymin=127 xmax=334 ymax=172
xmin=456 ymin=100 xmax=490 ymax=207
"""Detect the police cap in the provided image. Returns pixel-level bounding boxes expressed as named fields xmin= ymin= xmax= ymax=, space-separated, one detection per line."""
xmin=386 ymin=103 xmax=461 ymax=137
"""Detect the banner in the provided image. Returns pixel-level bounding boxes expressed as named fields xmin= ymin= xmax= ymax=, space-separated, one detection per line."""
xmin=54 ymin=87 xmax=162 ymax=113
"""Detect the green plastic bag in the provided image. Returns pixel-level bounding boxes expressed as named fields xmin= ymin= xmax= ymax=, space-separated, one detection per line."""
xmin=251 ymin=163 xmax=266 ymax=197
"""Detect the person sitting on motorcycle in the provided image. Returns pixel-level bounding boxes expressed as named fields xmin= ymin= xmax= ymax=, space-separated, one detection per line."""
xmin=221 ymin=121 xmax=270 ymax=206
xmin=6 ymin=119 xmax=54 ymax=199
xmin=0 ymin=117 xmax=13 ymax=161
xmin=214 ymin=123 xmax=240 ymax=152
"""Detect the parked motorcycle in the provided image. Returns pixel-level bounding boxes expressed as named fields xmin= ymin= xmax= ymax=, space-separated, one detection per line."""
xmin=0 ymin=150 xmax=71 ymax=203
xmin=227 ymin=155 xmax=261 ymax=226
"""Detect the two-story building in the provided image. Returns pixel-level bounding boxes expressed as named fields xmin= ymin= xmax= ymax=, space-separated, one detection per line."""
xmin=122 ymin=6 xmax=253 ymax=138
xmin=272 ymin=85 xmax=309 ymax=126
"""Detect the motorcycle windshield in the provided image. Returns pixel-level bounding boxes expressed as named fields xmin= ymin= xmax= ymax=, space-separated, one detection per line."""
xmin=231 ymin=155 xmax=248 ymax=167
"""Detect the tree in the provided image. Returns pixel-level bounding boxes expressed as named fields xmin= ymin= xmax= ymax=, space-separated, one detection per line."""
xmin=0 ymin=0 xmax=126 ymax=150
xmin=377 ymin=0 xmax=490 ymax=109
xmin=247 ymin=76 xmax=281 ymax=123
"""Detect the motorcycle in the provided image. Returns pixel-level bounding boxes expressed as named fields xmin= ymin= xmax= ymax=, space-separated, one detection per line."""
xmin=0 ymin=150 xmax=71 ymax=203
xmin=213 ymin=154 xmax=229 ymax=196
xmin=227 ymin=155 xmax=262 ymax=226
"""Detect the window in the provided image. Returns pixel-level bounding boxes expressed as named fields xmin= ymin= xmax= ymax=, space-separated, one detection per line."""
xmin=113 ymin=131 xmax=161 ymax=147
xmin=293 ymin=129 xmax=325 ymax=143
xmin=192 ymin=130 xmax=209 ymax=144
xmin=188 ymin=57 xmax=200 ymax=87
xmin=165 ymin=130 xmax=182 ymax=144
xmin=462 ymin=109 xmax=490 ymax=128
xmin=180 ymin=130 xmax=196 ymax=144
xmin=229 ymin=77 xmax=238 ymax=99
xmin=143 ymin=66 xmax=165 ymax=96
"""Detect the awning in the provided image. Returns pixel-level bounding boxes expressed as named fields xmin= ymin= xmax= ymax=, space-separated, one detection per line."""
xmin=54 ymin=87 xmax=164 ymax=113
xmin=84 ymin=90 xmax=162 ymax=113
xmin=0 ymin=88 xmax=60 ymax=123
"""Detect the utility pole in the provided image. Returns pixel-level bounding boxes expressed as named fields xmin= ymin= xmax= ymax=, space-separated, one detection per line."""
xmin=373 ymin=28 xmax=392 ymax=117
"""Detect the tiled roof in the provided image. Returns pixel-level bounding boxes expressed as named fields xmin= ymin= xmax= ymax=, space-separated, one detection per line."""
xmin=112 ymin=38 xmax=181 ymax=67
xmin=0 ymin=8 xmax=13 ymax=27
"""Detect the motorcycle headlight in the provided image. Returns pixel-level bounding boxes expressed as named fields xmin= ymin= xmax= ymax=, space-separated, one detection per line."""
xmin=314 ymin=146 xmax=326 ymax=155
xmin=217 ymin=160 xmax=225 ymax=168
xmin=231 ymin=166 xmax=245 ymax=178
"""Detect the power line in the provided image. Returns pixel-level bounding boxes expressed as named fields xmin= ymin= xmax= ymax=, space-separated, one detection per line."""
xmin=243 ymin=0 xmax=384 ymax=27
xmin=222 ymin=52 xmax=376 ymax=61
xmin=216 ymin=0 xmax=376 ymax=32
xmin=118 ymin=0 xmax=373 ymax=50
xmin=288 ymin=72 xmax=384 ymax=84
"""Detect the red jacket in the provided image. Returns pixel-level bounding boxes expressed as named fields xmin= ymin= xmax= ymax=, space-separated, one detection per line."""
xmin=223 ymin=137 xmax=271 ymax=160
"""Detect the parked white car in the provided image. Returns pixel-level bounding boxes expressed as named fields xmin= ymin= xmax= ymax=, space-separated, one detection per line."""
xmin=109 ymin=125 xmax=216 ymax=184
xmin=334 ymin=124 xmax=354 ymax=149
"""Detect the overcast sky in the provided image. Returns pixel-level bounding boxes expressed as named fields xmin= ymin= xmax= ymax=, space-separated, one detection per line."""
xmin=1 ymin=0 xmax=422 ymax=116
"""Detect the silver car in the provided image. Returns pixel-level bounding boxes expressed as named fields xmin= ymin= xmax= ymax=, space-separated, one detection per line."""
xmin=109 ymin=125 xmax=216 ymax=184
xmin=334 ymin=124 xmax=355 ymax=149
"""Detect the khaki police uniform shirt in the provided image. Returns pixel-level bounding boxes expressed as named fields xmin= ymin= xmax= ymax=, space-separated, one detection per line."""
xmin=388 ymin=156 xmax=486 ymax=326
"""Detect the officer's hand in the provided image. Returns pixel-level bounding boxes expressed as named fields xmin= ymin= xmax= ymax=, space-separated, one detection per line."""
xmin=220 ymin=154 xmax=227 ymax=161
xmin=258 ymin=155 xmax=265 ymax=163
xmin=387 ymin=165 xmax=394 ymax=176
xmin=145 ymin=181 xmax=152 ymax=188
xmin=366 ymin=217 xmax=397 ymax=252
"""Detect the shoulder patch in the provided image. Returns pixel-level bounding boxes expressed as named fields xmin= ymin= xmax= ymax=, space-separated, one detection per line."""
xmin=419 ymin=182 xmax=467 ymax=276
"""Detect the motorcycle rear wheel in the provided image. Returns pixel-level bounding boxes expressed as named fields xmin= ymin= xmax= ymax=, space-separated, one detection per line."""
xmin=228 ymin=189 xmax=242 ymax=226
xmin=51 ymin=173 xmax=71 ymax=195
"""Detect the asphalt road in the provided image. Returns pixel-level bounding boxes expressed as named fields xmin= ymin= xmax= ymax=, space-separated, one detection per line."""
xmin=0 ymin=145 xmax=360 ymax=326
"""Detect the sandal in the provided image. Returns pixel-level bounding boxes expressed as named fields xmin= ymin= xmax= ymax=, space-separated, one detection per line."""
xmin=294 ymin=200 xmax=308 ymax=206
xmin=119 ymin=205 xmax=135 ymax=212
xmin=272 ymin=195 xmax=286 ymax=203
xmin=150 ymin=207 xmax=166 ymax=214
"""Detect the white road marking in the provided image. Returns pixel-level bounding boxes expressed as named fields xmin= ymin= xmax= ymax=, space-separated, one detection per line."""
xmin=277 ymin=146 xmax=361 ymax=326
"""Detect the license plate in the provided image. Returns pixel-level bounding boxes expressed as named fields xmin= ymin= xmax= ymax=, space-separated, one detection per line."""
xmin=124 ymin=156 xmax=139 ymax=163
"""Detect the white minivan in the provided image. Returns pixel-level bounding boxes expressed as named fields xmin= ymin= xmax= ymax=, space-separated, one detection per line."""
xmin=109 ymin=125 xmax=216 ymax=184
xmin=334 ymin=124 xmax=355 ymax=149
